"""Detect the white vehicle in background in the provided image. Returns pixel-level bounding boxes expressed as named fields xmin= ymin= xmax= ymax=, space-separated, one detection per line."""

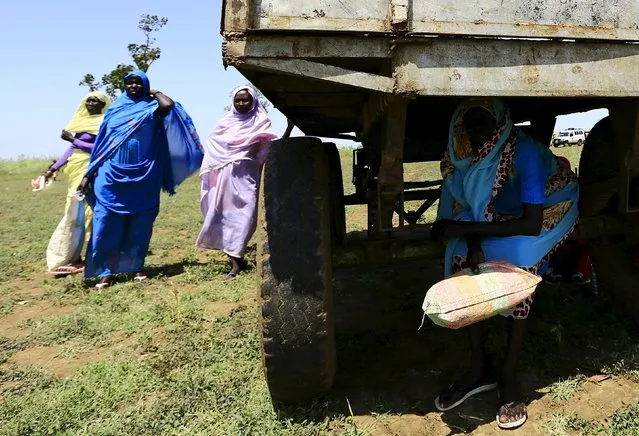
xmin=553 ymin=128 xmax=587 ymax=147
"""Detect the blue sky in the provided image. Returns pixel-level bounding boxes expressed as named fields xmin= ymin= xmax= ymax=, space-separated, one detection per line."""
xmin=0 ymin=0 xmax=606 ymax=160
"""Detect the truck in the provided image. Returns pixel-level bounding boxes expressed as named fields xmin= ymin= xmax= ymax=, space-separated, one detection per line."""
xmin=554 ymin=128 xmax=587 ymax=147
xmin=220 ymin=0 xmax=639 ymax=403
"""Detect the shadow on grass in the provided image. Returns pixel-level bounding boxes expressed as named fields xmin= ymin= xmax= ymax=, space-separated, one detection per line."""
xmin=271 ymin=260 xmax=639 ymax=434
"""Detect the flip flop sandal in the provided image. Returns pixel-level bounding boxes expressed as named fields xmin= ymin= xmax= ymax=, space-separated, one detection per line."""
xmin=95 ymin=280 xmax=111 ymax=289
xmin=51 ymin=265 xmax=84 ymax=276
xmin=134 ymin=274 xmax=148 ymax=283
xmin=223 ymin=272 xmax=238 ymax=281
xmin=496 ymin=401 xmax=528 ymax=430
xmin=434 ymin=379 xmax=498 ymax=412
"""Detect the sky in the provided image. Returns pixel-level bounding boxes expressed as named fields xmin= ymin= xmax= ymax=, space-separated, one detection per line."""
xmin=0 ymin=0 xmax=607 ymax=160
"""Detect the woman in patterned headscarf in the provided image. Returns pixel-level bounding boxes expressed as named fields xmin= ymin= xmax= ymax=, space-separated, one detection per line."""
xmin=431 ymin=98 xmax=579 ymax=430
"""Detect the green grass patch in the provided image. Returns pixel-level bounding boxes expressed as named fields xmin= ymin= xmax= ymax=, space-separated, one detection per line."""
xmin=3 ymin=147 xmax=639 ymax=434
xmin=549 ymin=374 xmax=586 ymax=402
xmin=0 ymin=306 xmax=351 ymax=435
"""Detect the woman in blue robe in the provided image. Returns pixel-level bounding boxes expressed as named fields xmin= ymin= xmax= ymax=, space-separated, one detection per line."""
xmin=78 ymin=70 xmax=203 ymax=288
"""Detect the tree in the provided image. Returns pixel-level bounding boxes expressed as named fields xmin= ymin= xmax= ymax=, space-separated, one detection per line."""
xmin=79 ymin=14 xmax=168 ymax=99
xmin=224 ymin=84 xmax=271 ymax=112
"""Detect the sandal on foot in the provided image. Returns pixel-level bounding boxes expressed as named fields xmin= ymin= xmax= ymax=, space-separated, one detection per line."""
xmin=51 ymin=265 xmax=84 ymax=276
xmin=434 ymin=378 xmax=497 ymax=412
xmin=496 ymin=401 xmax=527 ymax=430
xmin=95 ymin=277 xmax=112 ymax=289
xmin=134 ymin=273 xmax=148 ymax=283
xmin=223 ymin=272 xmax=238 ymax=281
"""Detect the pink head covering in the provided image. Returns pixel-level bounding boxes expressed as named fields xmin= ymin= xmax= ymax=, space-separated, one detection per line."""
xmin=201 ymin=86 xmax=278 ymax=173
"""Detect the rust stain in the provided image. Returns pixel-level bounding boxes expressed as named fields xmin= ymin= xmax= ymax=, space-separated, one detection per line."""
xmin=523 ymin=65 xmax=539 ymax=85
xmin=230 ymin=0 xmax=244 ymax=29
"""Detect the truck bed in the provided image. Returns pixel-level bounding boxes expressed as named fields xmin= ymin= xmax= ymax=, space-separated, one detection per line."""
xmin=222 ymin=0 xmax=639 ymax=143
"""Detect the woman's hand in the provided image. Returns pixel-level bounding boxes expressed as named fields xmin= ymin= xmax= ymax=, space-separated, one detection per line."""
xmin=466 ymin=238 xmax=485 ymax=274
xmin=431 ymin=219 xmax=469 ymax=241
xmin=148 ymin=89 xmax=160 ymax=99
xmin=77 ymin=177 xmax=90 ymax=195
xmin=43 ymin=169 xmax=55 ymax=182
xmin=61 ymin=130 xmax=74 ymax=142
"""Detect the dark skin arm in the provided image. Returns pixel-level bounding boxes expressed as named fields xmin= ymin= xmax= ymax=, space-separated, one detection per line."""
xmin=149 ymin=89 xmax=174 ymax=117
xmin=432 ymin=203 xmax=543 ymax=273
xmin=77 ymin=176 xmax=90 ymax=195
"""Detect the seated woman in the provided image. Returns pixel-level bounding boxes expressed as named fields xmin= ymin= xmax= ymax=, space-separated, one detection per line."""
xmin=79 ymin=70 xmax=203 ymax=289
xmin=36 ymin=92 xmax=111 ymax=275
xmin=431 ymin=98 xmax=579 ymax=430
xmin=196 ymin=86 xmax=293 ymax=278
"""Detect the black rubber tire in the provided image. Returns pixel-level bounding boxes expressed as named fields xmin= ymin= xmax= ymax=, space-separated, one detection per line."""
xmin=579 ymin=117 xmax=618 ymax=217
xmin=323 ymin=142 xmax=346 ymax=246
xmin=257 ymin=137 xmax=336 ymax=403
xmin=579 ymin=117 xmax=639 ymax=321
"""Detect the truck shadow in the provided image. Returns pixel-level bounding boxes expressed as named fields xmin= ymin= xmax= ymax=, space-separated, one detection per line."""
xmin=277 ymin=260 xmax=639 ymax=434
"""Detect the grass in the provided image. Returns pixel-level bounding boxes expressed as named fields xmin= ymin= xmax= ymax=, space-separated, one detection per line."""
xmin=545 ymin=403 xmax=639 ymax=436
xmin=0 ymin=145 xmax=638 ymax=435
xmin=549 ymin=374 xmax=586 ymax=401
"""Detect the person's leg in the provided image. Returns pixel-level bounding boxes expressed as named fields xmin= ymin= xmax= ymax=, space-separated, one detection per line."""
xmin=496 ymin=317 xmax=528 ymax=428
xmin=121 ymin=205 xmax=159 ymax=280
xmin=228 ymin=255 xmax=246 ymax=276
xmin=86 ymin=203 xmax=124 ymax=287
xmin=435 ymin=321 xmax=497 ymax=411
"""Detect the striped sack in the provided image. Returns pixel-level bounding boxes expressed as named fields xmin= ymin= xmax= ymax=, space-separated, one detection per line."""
xmin=422 ymin=260 xmax=541 ymax=329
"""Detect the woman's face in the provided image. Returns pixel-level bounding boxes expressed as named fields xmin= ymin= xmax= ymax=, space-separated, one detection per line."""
xmin=233 ymin=90 xmax=253 ymax=114
xmin=85 ymin=96 xmax=106 ymax=115
xmin=125 ymin=75 xmax=144 ymax=99
xmin=462 ymin=107 xmax=496 ymax=151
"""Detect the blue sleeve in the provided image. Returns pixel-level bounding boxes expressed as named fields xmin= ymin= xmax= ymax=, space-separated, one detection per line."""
xmin=515 ymin=140 xmax=547 ymax=205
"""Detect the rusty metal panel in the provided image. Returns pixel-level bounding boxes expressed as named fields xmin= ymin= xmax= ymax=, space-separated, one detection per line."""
xmin=252 ymin=0 xmax=389 ymax=32
xmin=223 ymin=0 xmax=251 ymax=32
xmin=412 ymin=0 xmax=639 ymax=41
xmin=223 ymin=36 xmax=392 ymax=59
xmin=394 ymin=39 xmax=639 ymax=97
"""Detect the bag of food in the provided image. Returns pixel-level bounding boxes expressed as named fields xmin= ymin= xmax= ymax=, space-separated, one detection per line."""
xmin=422 ymin=260 xmax=541 ymax=329
xmin=46 ymin=195 xmax=86 ymax=271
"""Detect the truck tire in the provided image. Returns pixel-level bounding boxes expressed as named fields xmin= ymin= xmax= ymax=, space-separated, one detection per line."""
xmin=324 ymin=142 xmax=346 ymax=245
xmin=579 ymin=117 xmax=618 ymax=217
xmin=579 ymin=117 xmax=639 ymax=321
xmin=257 ymin=137 xmax=336 ymax=403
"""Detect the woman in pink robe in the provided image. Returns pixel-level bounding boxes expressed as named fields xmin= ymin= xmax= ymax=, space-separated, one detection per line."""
xmin=196 ymin=87 xmax=293 ymax=277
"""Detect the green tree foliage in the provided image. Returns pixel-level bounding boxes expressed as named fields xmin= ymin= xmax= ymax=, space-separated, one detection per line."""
xmin=79 ymin=14 xmax=168 ymax=99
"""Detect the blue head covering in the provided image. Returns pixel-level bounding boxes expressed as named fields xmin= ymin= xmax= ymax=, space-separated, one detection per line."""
xmin=124 ymin=70 xmax=150 ymax=94
xmin=437 ymin=98 xmax=579 ymax=276
xmin=84 ymin=69 xmax=203 ymax=212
